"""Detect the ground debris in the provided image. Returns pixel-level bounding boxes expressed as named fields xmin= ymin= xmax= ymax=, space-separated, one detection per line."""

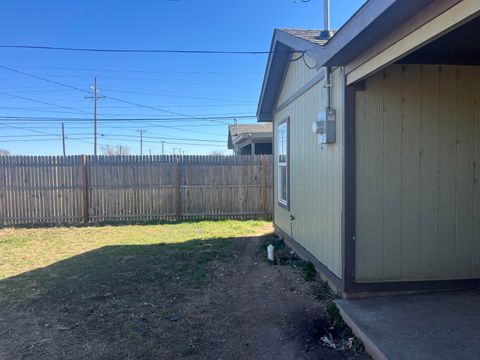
xmin=320 ymin=333 xmax=354 ymax=351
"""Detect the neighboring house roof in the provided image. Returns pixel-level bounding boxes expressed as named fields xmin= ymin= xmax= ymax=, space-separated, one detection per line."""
xmin=257 ymin=0 xmax=439 ymax=122
xmin=228 ymin=123 xmax=273 ymax=149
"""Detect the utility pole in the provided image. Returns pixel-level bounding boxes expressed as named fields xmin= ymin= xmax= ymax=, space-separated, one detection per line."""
xmin=161 ymin=141 xmax=165 ymax=155
xmin=137 ymin=129 xmax=147 ymax=155
xmin=61 ymin=122 xmax=66 ymax=156
xmin=85 ymin=77 xmax=105 ymax=156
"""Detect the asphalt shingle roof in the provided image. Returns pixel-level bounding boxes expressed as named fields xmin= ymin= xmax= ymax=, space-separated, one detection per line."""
xmin=228 ymin=123 xmax=272 ymax=148
xmin=277 ymin=29 xmax=334 ymax=46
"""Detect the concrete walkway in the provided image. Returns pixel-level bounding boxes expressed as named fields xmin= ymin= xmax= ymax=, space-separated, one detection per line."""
xmin=335 ymin=290 xmax=480 ymax=360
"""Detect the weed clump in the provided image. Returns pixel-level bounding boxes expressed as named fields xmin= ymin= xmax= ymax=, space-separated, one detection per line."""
xmin=314 ymin=281 xmax=336 ymax=301
xmin=295 ymin=260 xmax=316 ymax=281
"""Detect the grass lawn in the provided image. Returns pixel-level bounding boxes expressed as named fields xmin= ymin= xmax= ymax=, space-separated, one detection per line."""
xmin=0 ymin=220 xmax=270 ymax=280
xmin=0 ymin=220 xmax=272 ymax=359
xmin=0 ymin=221 xmax=369 ymax=359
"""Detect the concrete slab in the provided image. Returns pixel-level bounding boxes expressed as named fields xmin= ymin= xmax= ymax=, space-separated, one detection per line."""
xmin=335 ymin=290 xmax=480 ymax=360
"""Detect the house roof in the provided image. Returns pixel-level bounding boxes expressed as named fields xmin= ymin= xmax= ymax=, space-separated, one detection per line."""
xmin=277 ymin=29 xmax=332 ymax=47
xmin=257 ymin=0 xmax=438 ymax=122
xmin=228 ymin=123 xmax=273 ymax=149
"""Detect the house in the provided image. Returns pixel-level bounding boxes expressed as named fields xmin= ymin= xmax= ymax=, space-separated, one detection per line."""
xmin=258 ymin=0 xmax=480 ymax=297
xmin=228 ymin=123 xmax=273 ymax=155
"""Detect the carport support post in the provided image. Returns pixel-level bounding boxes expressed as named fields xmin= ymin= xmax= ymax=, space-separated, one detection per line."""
xmin=80 ymin=155 xmax=89 ymax=224
xmin=343 ymin=81 xmax=363 ymax=294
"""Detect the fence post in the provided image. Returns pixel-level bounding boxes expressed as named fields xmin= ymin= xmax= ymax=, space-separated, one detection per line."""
xmin=174 ymin=159 xmax=181 ymax=221
xmin=80 ymin=155 xmax=89 ymax=224
xmin=261 ymin=155 xmax=268 ymax=219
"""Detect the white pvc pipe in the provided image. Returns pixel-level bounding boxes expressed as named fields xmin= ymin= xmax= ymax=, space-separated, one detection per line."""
xmin=267 ymin=244 xmax=275 ymax=262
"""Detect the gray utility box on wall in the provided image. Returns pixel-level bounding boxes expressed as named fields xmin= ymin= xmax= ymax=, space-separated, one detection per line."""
xmin=315 ymin=108 xmax=336 ymax=144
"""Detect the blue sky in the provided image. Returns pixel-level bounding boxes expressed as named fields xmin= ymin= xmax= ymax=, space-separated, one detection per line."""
xmin=0 ymin=0 xmax=365 ymax=155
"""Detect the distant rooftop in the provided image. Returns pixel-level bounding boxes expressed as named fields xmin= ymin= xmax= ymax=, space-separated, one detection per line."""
xmin=228 ymin=123 xmax=273 ymax=149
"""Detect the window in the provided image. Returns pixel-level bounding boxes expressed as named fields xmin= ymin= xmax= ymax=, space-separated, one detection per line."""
xmin=278 ymin=120 xmax=289 ymax=207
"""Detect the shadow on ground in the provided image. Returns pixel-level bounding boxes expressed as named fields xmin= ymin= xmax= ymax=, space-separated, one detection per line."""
xmin=0 ymin=235 xmax=369 ymax=360
xmin=0 ymin=237 xmax=240 ymax=359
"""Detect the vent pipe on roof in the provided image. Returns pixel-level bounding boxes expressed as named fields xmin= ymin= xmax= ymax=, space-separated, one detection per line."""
xmin=318 ymin=0 xmax=333 ymax=40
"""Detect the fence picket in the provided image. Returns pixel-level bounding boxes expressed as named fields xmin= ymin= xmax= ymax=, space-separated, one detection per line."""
xmin=0 ymin=155 xmax=272 ymax=225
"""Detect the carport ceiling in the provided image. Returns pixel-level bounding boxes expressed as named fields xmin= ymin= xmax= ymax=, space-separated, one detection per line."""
xmin=398 ymin=14 xmax=480 ymax=65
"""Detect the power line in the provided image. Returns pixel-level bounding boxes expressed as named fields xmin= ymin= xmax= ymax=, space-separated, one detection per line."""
xmin=0 ymin=121 xmax=226 ymax=137
xmin=0 ymin=66 xmax=258 ymax=98
xmin=101 ymin=133 xmax=225 ymax=143
xmin=0 ymin=65 xmax=258 ymax=148
xmin=0 ymin=79 xmax=259 ymax=95
xmin=0 ymin=123 xmax=231 ymax=133
xmin=102 ymin=137 xmax=225 ymax=147
xmin=99 ymin=86 xmax=256 ymax=100
xmin=0 ymin=136 xmax=226 ymax=147
xmin=0 ymin=138 xmax=84 ymax=143
xmin=0 ymin=90 xmax=93 ymax=115
xmin=0 ymin=103 xmax=256 ymax=110
xmin=0 ymin=65 xmax=233 ymax=124
xmin=1 ymin=64 xmax=263 ymax=74
xmin=0 ymin=122 xmax=94 ymax=146
xmin=0 ymin=45 xmax=295 ymax=55
xmin=0 ymin=107 xmax=97 ymax=116
xmin=0 ymin=65 xmax=94 ymax=95
xmin=0 ymin=131 xmax=226 ymax=143
xmin=0 ymin=115 xmax=256 ymax=122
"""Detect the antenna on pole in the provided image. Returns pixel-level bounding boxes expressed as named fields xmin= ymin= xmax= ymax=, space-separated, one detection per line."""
xmin=318 ymin=0 xmax=334 ymax=40
xmin=85 ymin=76 xmax=105 ymax=156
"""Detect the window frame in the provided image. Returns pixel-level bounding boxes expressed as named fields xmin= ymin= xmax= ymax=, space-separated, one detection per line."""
xmin=277 ymin=118 xmax=290 ymax=209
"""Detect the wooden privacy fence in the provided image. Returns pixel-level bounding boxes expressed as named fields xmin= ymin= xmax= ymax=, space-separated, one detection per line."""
xmin=0 ymin=155 xmax=272 ymax=225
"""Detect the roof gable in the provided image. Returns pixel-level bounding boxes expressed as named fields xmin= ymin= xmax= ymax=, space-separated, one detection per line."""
xmin=257 ymin=0 xmax=437 ymax=122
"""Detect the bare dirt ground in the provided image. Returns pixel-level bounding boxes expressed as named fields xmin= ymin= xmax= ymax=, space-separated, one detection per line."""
xmin=0 ymin=231 xmax=369 ymax=359
xmin=187 ymin=237 xmax=370 ymax=360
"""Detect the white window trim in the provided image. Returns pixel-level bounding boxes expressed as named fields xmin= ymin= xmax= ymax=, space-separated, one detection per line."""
xmin=278 ymin=164 xmax=288 ymax=206
xmin=277 ymin=120 xmax=288 ymax=207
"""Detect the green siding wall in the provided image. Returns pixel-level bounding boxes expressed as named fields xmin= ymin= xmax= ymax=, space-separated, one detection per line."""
xmin=273 ymin=64 xmax=344 ymax=279
xmin=277 ymin=54 xmax=321 ymax=105
xmin=356 ymin=64 xmax=480 ymax=282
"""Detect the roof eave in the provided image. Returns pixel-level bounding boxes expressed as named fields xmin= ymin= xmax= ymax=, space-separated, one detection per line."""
xmin=256 ymin=0 xmax=438 ymax=122
xmin=256 ymin=29 xmax=325 ymax=123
